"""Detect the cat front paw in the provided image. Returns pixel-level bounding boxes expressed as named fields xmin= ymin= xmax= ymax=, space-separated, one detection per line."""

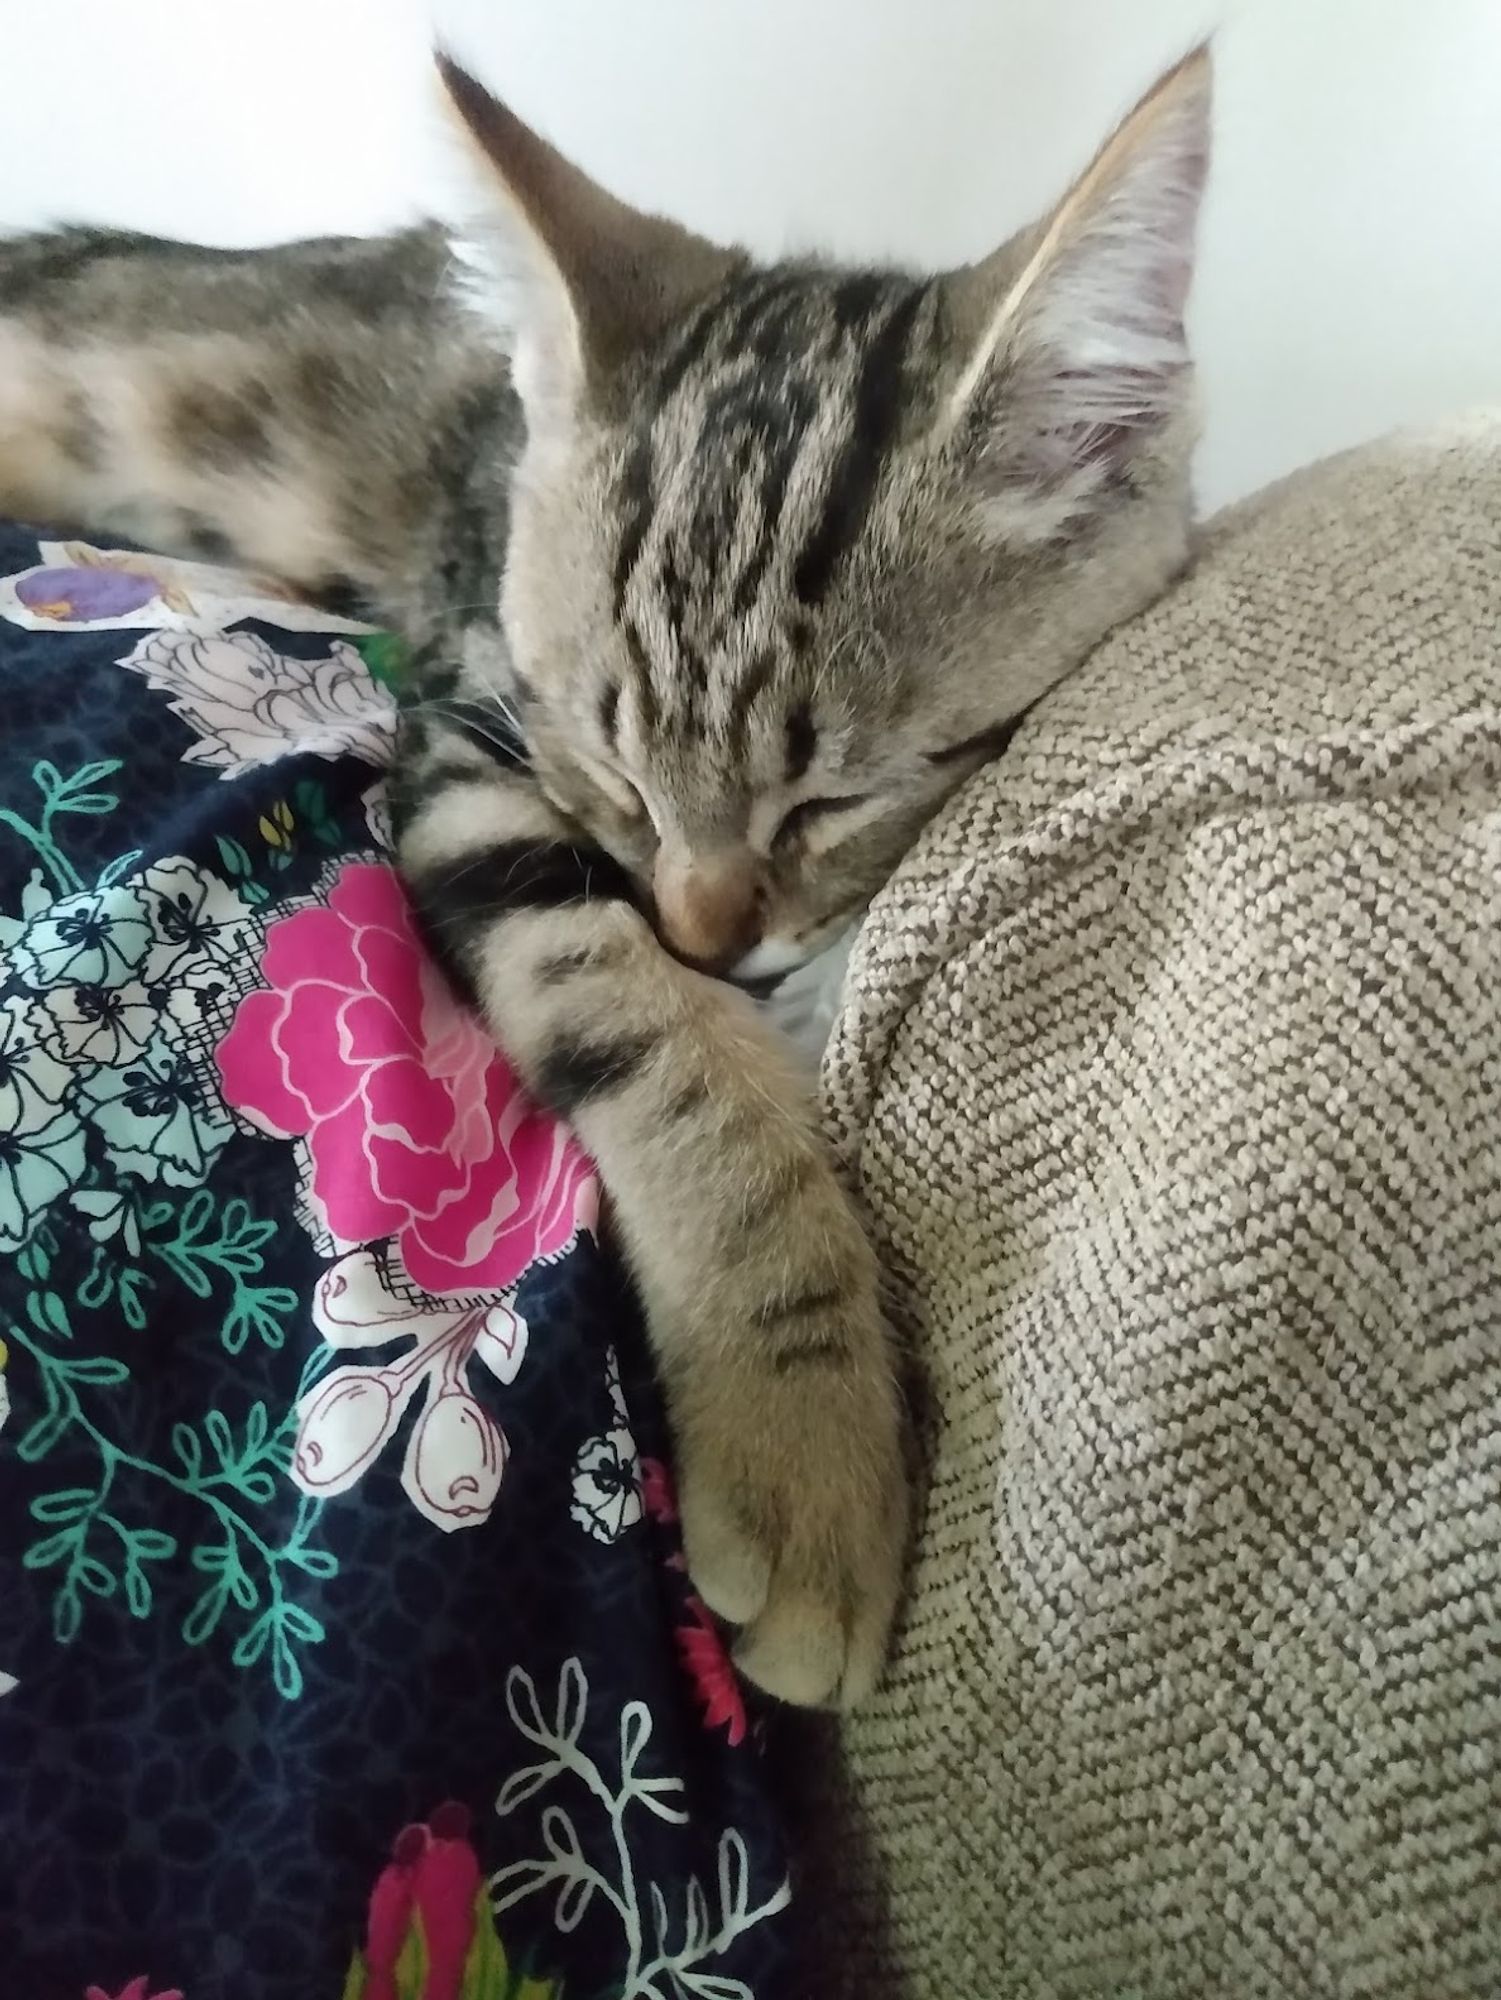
xmin=673 ymin=1289 xmax=908 ymax=1709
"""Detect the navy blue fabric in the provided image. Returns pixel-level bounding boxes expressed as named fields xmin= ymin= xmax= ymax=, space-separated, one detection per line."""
xmin=0 ymin=522 xmax=796 ymax=2000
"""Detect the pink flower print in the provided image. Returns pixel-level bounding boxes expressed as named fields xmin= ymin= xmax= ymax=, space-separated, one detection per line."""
xmin=675 ymin=1595 xmax=749 ymax=1747
xmin=357 ymin=1804 xmax=483 ymax=2000
xmin=640 ymin=1456 xmax=678 ymax=1526
xmin=361 ymin=1822 xmax=423 ymax=2000
xmin=216 ymin=860 xmax=597 ymax=1294
xmin=291 ymin=1249 xmax=522 ymax=1531
xmin=84 ymin=1981 xmax=184 ymax=2000
xmin=411 ymin=1800 xmax=483 ymax=1997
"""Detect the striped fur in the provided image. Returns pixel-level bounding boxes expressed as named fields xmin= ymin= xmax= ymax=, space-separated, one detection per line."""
xmin=0 ymin=49 xmax=1211 ymax=1706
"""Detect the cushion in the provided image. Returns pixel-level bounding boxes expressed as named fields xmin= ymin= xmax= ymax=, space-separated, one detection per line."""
xmin=814 ymin=416 xmax=1501 ymax=1997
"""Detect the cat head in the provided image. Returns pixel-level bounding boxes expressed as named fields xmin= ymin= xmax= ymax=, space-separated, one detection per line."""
xmin=440 ymin=47 xmax=1209 ymax=985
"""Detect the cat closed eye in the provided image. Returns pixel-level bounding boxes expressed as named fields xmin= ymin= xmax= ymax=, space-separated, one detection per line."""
xmin=774 ymin=795 xmax=870 ymax=848
xmin=613 ymin=778 xmax=650 ymax=822
xmin=582 ymin=760 xmax=651 ymax=824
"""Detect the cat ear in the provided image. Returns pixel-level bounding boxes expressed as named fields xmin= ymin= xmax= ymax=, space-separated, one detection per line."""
xmin=941 ymin=46 xmax=1210 ymax=542
xmin=436 ymin=53 xmax=739 ymax=442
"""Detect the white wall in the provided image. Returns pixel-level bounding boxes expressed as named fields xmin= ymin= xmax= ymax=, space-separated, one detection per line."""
xmin=1 ymin=0 xmax=1498 ymax=509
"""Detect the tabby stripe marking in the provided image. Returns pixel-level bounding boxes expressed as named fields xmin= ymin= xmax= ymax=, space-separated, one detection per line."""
xmin=536 ymin=944 xmax=621 ymax=986
xmin=621 ymin=617 xmax=660 ymax=737
xmin=536 ymin=1032 xmax=662 ymax=1114
xmin=598 ymin=682 xmax=620 ymax=747
xmin=926 ymin=710 xmax=1033 ymax=767
xmin=739 ymin=1152 xmax=820 ymax=1232
xmin=770 ymin=1332 xmax=853 ymax=1374
xmin=405 ymin=756 xmax=499 ymax=801
xmin=611 ymin=287 xmax=736 ymax=618
xmin=784 ymin=699 xmax=818 ymax=781
xmin=438 ymin=702 xmax=530 ymax=771
xmin=413 ymin=838 xmax=641 ymax=940
xmin=755 ymin=1283 xmax=843 ymax=1327
xmin=725 ymin=648 xmax=777 ymax=752
xmin=793 ymin=283 xmax=926 ymax=606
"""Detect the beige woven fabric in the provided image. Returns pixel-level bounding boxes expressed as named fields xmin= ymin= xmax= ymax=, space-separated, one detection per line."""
xmin=816 ymin=418 xmax=1501 ymax=1998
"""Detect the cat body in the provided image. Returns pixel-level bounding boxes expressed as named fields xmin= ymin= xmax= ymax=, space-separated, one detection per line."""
xmin=0 ymin=49 xmax=1210 ymax=1705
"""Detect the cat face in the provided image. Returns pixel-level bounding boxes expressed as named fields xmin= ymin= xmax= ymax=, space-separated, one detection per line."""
xmin=441 ymin=50 xmax=1208 ymax=982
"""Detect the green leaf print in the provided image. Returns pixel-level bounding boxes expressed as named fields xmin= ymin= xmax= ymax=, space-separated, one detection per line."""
xmin=15 ymin=1374 xmax=68 ymax=1464
xmin=29 ymin=1487 xmax=97 ymax=1523
xmin=291 ymin=777 xmax=346 ymax=850
xmin=212 ymin=833 xmax=271 ymax=905
xmin=355 ymin=630 xmax=409 ymax=689
xmin=79 ymin=1245 xmax=152 ymax=1330
xmin=25 ymin=1287 xmax=72 ymax=1340
xmin=15 ymin=1233 xmax=54 ymax=1284
xmin=460 ymin=1891 xmax=509 ymax=2000
xmin=392 ymin=1914 xmax=431 ymax=2000
xmin=96 ymin=846 xmax=145 ymax=889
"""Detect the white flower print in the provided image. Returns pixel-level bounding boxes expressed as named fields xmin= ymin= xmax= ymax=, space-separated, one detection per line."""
xmin=134 ymin=854 xmax=257 ymax=984
xmin=0 ymin=995 xmax=74 ymax=1133
xmin=71 ymin=1187 xmax=143 ymax=1255
xmin=570 ymin=1348 xmax=644 ymax=1543
xmin=119 ymin=628 xmax=396 ymax=777
xmin=0 ymin=854 xmax=262 ymax=1239
xmin=491 ymin=1660 xmax=791 ymax=1996
xmin=84 ymin=1042 xmax=233 ymax=1188
xmin=290 ymin=1248 xmax=528 ymax=1533
xmin=0 ymin=865 xmax=51 ymax=955
xmin=0 ymin=1674 xmax=16 ymax=1699
xmin=571 ymin=1427 xmax=645 ymax=1544
xmin=9 ymin=883 xmax=152 ymax=989
xmin=0 ymin=998 xmax=91 ymax=1245
xmin=38 ymin=981 xmax=165 ymax=1066
xmin=361 ymin=779 xmax=393 ymax=853
xmin=0 ymin=1104 xmax=87 ymax=1250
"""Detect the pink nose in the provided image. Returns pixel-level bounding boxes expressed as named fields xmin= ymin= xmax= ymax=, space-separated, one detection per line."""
xmin=652 ymin=854 xmax=763 ymax=972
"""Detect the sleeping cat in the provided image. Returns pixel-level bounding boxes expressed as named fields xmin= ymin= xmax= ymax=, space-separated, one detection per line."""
xmin=0 ymin=47 xmax=1208 ymax=1707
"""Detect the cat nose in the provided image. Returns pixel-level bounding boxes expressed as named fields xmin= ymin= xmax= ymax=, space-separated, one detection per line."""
xmin=652 ymin=853 xmax=764 ymax=973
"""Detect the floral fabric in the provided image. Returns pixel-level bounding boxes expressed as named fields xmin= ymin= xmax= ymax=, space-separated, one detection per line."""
xmin=0 ymin=529 xmax=796 ymax=2000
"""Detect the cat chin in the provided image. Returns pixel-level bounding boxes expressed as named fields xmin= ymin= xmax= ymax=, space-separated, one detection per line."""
xmin=753 ymin=931 xmax=857 ymax=1070
xmin=731 ymin=936 xmax=814 ymax=984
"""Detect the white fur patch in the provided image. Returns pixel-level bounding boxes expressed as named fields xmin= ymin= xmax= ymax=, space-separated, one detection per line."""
xmin=746 ymin=932 xmax=856 ymax=1069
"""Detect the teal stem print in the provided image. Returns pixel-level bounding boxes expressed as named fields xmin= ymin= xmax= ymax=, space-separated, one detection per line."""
xmin=0 ymin=757 xmax=122 ymax=897
xmin=9 ymin=1226 xmax=334 ymax=1696
xmin=1 ymin=753 xmax=337 ymax=1698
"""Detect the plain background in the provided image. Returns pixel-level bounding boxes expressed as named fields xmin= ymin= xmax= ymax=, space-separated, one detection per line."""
xmin=1 ymin=0 xmax=1497 ymax=509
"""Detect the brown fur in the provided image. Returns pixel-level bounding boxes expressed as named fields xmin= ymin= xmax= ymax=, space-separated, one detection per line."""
xmin=0 ymin=49 xmax=1211 ymax=1706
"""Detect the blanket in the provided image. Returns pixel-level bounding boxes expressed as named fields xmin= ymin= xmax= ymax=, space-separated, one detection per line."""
xmin=0 ymin=527 xmax=797 ymax=2000
xmin=812 ymin=417 xmax=1501 ymax=1997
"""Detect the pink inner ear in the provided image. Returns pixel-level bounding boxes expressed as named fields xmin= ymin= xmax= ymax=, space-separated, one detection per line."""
xmin=1051 ymin=360 xmax=1190 ymax=471
xmin=973 ymin=344 xmax=1189 ymax=503
xmin=959 ymin=55 xmax=1208 ymax=514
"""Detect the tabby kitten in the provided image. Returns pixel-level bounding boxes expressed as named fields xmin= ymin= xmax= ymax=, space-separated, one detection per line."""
xmin=0 ymin=48 xmax=1209 ymax=1705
